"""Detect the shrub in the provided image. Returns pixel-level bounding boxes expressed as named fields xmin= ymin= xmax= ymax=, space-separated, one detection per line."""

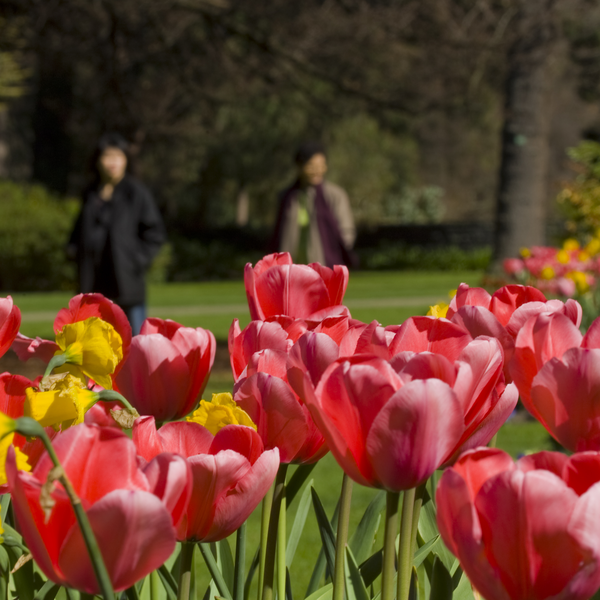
xmin=0 ymin=179 xmax=78 ymax=291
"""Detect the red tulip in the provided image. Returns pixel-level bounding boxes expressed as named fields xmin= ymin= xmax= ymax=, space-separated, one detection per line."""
xmin=436 ymin=448 xmax=600 ymax=600
xmin=133 ymin=416 xmax=279 ymax=542
xmin=0 ymin=296 xmax=21 ymax=359
xmin=7 ymin=424 xmax=191 ymax=593
xmin=244 ymin=252 xmax=349 ymax=320
xmin=304 ymin=339 xmax=516 ymax=490
xmin=114 ymin=318 xmax=215 ymax=421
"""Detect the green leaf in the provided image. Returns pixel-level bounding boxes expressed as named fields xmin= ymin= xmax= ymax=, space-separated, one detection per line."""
xmin=243 ymin=548 xmax=259 ymax=600
xmin=5 ymin=544 xmax=37 ymax=600
xmin=215 ymin=540 xmax=235 ymax=594
xmin=33 ymin=581 xmax=61 ymax=600
xmin=286 ymin=464 xmax=317 ymax=508
xmin=344 ymin=547 xmax=369 ymax=600
xmin=0 ymin=496 xmax=10 ymax=525
xmin=414 ymin=535 xmax=441 ymax=569
xmin=429 ymin=557 xmax=452 ymax=600
xmin=305 ymin=583 xmax=333 ymax=600
xmin=451 ymin=571 xmax=474 ymax=600
xmin=418 ymin=503 xmax=455 ymax=571
xmin=310 ymin=486 xmax=337 ymax=580
xmin=358 ymin=549 xmax=382 ymax=588
xmin=416 ymin=563 xmax=430 ymax=600
xmin=286 ymin=478 xmax=314 ymax=568
xmin=157 ymin=564 xmax=178 ymax=600
xmin=348 ymin=491 xmax=385 ymax=566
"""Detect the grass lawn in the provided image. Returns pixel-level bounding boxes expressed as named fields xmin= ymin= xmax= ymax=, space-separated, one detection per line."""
xmin=5 ymin=269 xmax=557 ymax=597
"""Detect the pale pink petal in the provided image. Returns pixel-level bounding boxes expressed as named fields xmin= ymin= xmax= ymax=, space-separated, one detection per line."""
xmin=11 ymin=333 xmax=58 ymax=364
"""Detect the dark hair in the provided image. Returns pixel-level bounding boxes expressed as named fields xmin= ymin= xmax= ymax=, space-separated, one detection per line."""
xmin=295 ymin=141 xmax=326 ymax=166
xmin=90 ymin=132 xmax=130 ymax=179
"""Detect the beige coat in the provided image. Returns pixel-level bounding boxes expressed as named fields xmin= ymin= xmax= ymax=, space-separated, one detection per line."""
xmin=278 ymin=180 xmax=356 ymax=265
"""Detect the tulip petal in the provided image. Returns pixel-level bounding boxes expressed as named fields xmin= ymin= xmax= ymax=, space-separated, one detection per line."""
xmin=366 ymin=379 xmax=464 ymax=490
xmin=59 ymin=489 xmax=176 ymax=593
xmin=11 ymin=333 xmax=59 ymax=364
xmin=210 ymin=425 xmax=265 ymax=465
xmin=0 ymin=297 xmax=21 ymax=359
xmin=489 ymin=285 xmax=546 ymax=327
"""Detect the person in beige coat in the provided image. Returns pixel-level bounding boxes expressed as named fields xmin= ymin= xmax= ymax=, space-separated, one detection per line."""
xmin=272 ymin=142 xmax=356 ymax=267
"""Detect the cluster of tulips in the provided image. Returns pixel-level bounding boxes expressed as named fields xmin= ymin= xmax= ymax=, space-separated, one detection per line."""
xmin=2 ymin=252 xmax=600 ymax=600
xmin=503 ymin=238 xmax=600 ymax=297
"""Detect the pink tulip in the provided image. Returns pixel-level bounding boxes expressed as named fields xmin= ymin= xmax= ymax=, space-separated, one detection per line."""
xmin=0 ymin=296 xmax=21 ymax=359
xmin=304 ymin=339 xmax=516 ymax=490
xmin=115 ymin=318 xmax=215 ymax=421
xmin=7 ymin=424 xmax=191 ymax=594
xmin=244 ymin=253 xmax=349 ymax=320
xmin=436 ymin=448 xmax=600 ymax=600
xmin=133 ymin=417 xmax=279 ymax=542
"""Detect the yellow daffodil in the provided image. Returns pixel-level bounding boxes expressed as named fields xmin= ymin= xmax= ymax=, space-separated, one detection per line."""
xmin=567 ymin=271 xmax=590 ymax=294
xmin=187 ymin=392 xmax=257 ymax=435
xmin=0 ymin=412 xmax=31 ymax=486
xmin=563 ymin=238 xmax=580 ymax=252
xmin=556 ymin=250 xmax=570 ymax=264
xmin=578 ymin=250 xmax=591 ymax=262
xmin=540 ymin=266 xmax=555 ymax=280
xmin=586 ymin=238 xmax=600 ymax=256
xmin=55 ymin=317 xmax=123 ymax=389
xmin=427 ymin=303 xmax=449 ymax=318
xmin=24 ymin=374 xmax=98 ymax=431
xmin=520 ymin=247 xmax=531 ymax=258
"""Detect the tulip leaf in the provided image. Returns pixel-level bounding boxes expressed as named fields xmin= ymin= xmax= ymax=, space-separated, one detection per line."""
xmin=0 ymin=495 xmax=10 ymax=525
xmin=286 ymin=478 xmax=314 ymax=568
xmin=358 ymin=549 xmax=382 ymax=589
xmin=348 ymin=491 xmax=385 ymax=566
xmin=157 ymin=564 xmax=178 ymax=600
xmin=451 ymin=571 xmax=474 ymax=600
xmin=243 ymin=548 xmax=259 ymax=600
xmin=215 ymin=540 xmax=235 ymax=595
xmin=5 ymin=544 xmax=37 ymax=600
xmin=416 ymin=563 xmax=431 ymax=600
xmin=311 ymin=487 xmax=337 ymax=581
xmin=344 ymin=546 xmax=369 ymax=600
xmin=429 ymin=557 xmax=452 ymax=600
xmin=305 ymin=583 xmax=333 ymax=600
xmin=286 ymin=464 xmax=317 ymax=508
xmin=306 ymin=497 xmax=340 ymax=597
xmin=414 ymin=535 xmax=441 ymax=569
xmin=418 ymin=503 xmax=455 ymax=571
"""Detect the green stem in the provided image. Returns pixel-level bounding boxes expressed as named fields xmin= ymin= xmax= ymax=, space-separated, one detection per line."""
xmin=15 ymin=419 xmax=115 ymax=600
xmin=382 ymin=492 xmax=399 ymax=600
xmin=234 ymin=523 xmax=246 ymax=600
xmin=261 ymin=463 xmax=288 ymax=600
xmin=177 ymin=542 xmax=195 ymax=600
xmin=277 ymin=486 xmax=287 ymax=600
xmin=43 ymin=354 xmax=67 ymax=379
xmin=96 ymin=389 xmax=138 ymax=413
xmin=150 ymin=570 xmax=161 ymax=600
xmin=333 ymin=474 xmax=353 ymax=600
xmin=257 ymin=485 xmax=274 ymax=600
xmin=199 ymin=542 xmax=233 ymax=600
xmin=397 ymin=488 xmax=416 ymax=600
xmin=410 ymin=484 xmax=426 ymax=559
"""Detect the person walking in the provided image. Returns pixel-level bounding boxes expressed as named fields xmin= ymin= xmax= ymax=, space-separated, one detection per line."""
xmin=68 ymin=133 xmax=165 ymax=335
xmin=272 ymin=141 xmax=356 ymax=268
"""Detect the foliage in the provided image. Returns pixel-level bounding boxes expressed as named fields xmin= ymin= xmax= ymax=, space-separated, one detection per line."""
xmin=383 ymin=186 xmax=446 ymax=225
xmin=357 ymin=243 xmax=491 ymax=272
xmin=0 ymin=179 xmax=77 ymax=291
xmin=557 ymin=140 xmax=600 ymax=236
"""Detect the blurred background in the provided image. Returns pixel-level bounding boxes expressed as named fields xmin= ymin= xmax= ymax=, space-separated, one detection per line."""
xmin=1 ymin=0 xmax=600 ymax=290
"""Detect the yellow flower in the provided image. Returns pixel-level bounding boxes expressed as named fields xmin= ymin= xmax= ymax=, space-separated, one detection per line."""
xmin=24 ymin=374 xmax=98 ymax=431
xmin=563 ymin=238 xmax=580 ymax=252
xmin=578 ymin=250 xmax=591 ymax=262
xmin=540 ymin=266 xmax=555 ymax=280
xmin=520 ymin=247 xmax=531 ymax=258
xmin=556 ymin=250 xmax=570 ymax=264
xmin=187 ymin=392 xmax=257 ymax=435
xmin=0 ymin=412 xmax=31 ymax=486
xmin=448 ymin=289 xmax=457 ymax=299
xmin=586 ymin=238 xmax=600 ymax=256
xmin=55 ymin=317 xmax=123 ymax=389
xmin=427 ymin=303 xmax=449 ymax=318
xmin=566 ymin=271 xmax=590 ymax=294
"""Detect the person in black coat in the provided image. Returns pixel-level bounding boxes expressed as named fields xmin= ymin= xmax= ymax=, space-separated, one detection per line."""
xmin=68 ymin=133 xmax=165 ymax=334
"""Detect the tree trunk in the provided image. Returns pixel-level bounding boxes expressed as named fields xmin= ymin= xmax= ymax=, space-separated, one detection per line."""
xmin=493 ymin=0 xmax=560 ymax=266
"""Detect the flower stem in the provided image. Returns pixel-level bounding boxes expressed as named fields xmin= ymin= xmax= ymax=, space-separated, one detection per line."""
xmin=234 ymin=523 xmax=246 ymax=600
xmin=177 ymin=542 xmax=195 ymax=600
xmin=277 ymin=487 xmax=287 ymax=600
xmin=410 ymin=483 xmax=426 ymax=558
xmin=257 ymin=484 xmax=274 ymax=600
xmin=43 ymin=354 xmax=67 ymax=379
xmin=397 ymin=488 xmax=416 ymax=600
xmin=261 ymin=463 xmax=288 ymax=600
xmin=15 ymin=419 xmax=115 ymax=600
xmin=97 ymin=389 xmax=138 ymax=413
xmin=382 ymin=492 xmax=399 ymax=600
xmin=150 ymin=570 xmax=160 ymax=600
xmin=199 ymin=542 xmax=233 ymax=600
xmin=333 ymin=473 xmax=353 ymax=600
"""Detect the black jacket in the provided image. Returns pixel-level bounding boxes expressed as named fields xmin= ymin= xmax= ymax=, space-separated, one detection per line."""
xmin=69 ymin=175 xmax=165 ymax=306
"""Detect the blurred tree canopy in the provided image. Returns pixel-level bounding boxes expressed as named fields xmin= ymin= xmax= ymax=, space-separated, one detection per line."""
xmin=1 ymin=0 xmax=600 ymax=261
